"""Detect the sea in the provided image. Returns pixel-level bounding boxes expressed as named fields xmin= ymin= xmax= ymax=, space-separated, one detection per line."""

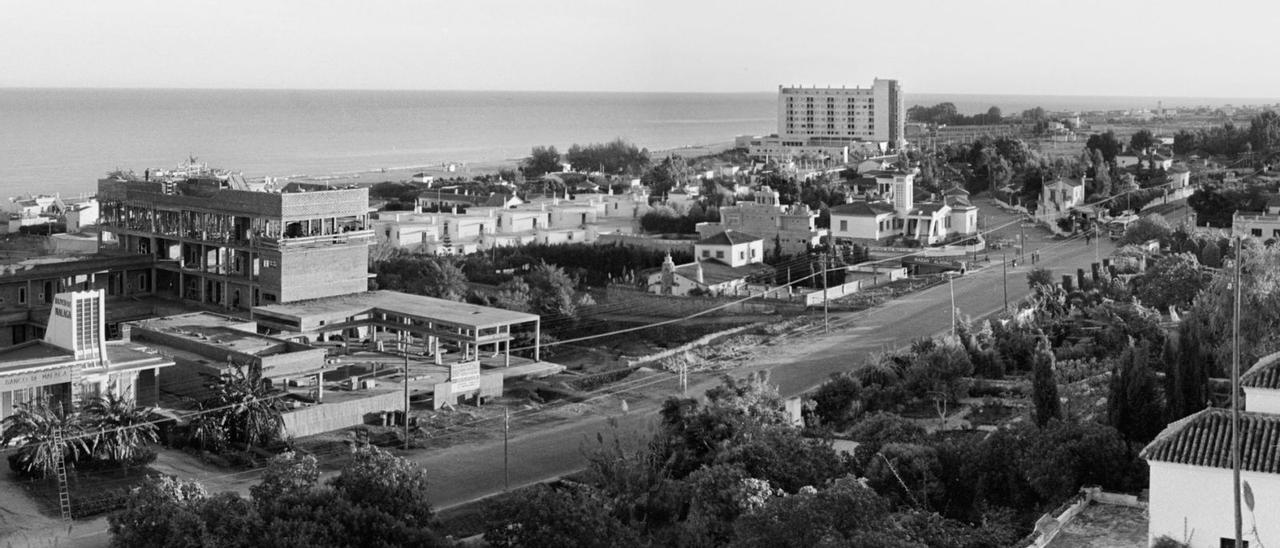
xmin=2 ymin=88 xmax=1276 ymax=199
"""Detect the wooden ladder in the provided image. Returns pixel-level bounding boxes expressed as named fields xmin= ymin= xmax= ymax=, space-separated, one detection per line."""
xmin=52 ymin=427 xmax=72 ymax=522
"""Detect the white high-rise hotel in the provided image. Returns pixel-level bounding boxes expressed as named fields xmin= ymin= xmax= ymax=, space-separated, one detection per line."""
xmin=739 ymin=78 xmax=905 ymax=162
xmin=778 ymin=79 xmax=904 ymax=145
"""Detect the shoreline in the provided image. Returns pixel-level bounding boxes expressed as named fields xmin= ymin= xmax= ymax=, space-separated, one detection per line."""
xmin=295 ymin=140 xmax=737 ymax=187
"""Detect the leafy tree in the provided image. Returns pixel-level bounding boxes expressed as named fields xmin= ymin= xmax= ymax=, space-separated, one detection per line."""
xmin=565 ymin=139 xmax=650 ymax=175
xmin=1184 ymin=241 xmax=1280 ymax=375
xmin=684 ymin=464 xmax=775 ymax=544
xmin=1118 ymin=214 xmax=1172 ymax=246
xmin=1129 ymin=129 xmax=1156 ymax=153
xmin=1085 ymin=131 xmax=1123 ymax=163
xmin=1030 ymin=335 xmax=1061 ymax=427
xmin=846 ymin=412 xmax=927 ymax=468
xmin=1026 ymin=267 xmax=1054 ymax=289
xmin=492 ymin=277 xmax=532 ymax=312
xmin=810 ymin=372 xmax=863 ymax=430
xmin=108 ymin=475 xmax=219 ymax=548
xmin=865 ymin=443 xmax=944 ymax=509
xmin=1134 ymin=253 xmax=1205 ymax=311
xmin=525 ymin=261 xmax=577 ymax=319
xmin=731 ymin=476 xmax=923 ymax=548
xmin=903 ymin=343 xmax=973 ymax=404
xmin=521 ymin=145 xmax=561 ymax=178
xmin=1 ymin=395 xmax=91 ymax=476
xmin=484 ymin=484 xmax=639 ymax=548
xmin=82 ymin=391 xmax=158 ymax=465
xmin=1107 ymin=342 xmax=1167 ymax=444
xmin=111 ymin=446 xmax=446 ymax=547
xmin=374 ymin=255 xmax=467 ymax=301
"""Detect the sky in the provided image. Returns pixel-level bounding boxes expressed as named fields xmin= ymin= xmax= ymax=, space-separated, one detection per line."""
xmin=2 ymin=0 xmax=1278 ymax=98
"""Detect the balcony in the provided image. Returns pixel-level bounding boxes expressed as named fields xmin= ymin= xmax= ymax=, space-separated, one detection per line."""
xmin=255 ymin=229 xmax=374 ymax=251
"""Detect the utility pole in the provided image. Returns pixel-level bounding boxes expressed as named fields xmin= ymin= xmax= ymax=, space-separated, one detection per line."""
xmin=822 ymin=252 xmax=830 ymax=334
xmin=1232 ymin=236 xmax=1243 ymax=548
xmin=948 ymin=272 xmax=957 ymax=337
xmin=1001 ymin=249 xmax=1009 ymax=312
xmin=403 ymin=340 xmax=410 ymax=451
xmin=503 ymin=406 xmax=510 ymax=491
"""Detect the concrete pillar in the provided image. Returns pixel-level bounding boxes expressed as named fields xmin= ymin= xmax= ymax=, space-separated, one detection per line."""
xmin=534 ymin=319 xmax=541 ymax=362
xmin=504 ymin=339 xmax=510 ymax=367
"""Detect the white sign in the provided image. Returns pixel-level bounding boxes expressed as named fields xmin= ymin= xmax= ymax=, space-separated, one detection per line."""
xmin=454 ymin=378 xmax=480 ymax=392
xmin=449 ymin=361 xmax=480 ymax=383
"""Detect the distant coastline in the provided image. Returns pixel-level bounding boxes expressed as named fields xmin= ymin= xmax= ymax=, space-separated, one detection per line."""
xmin=1 ymin=87 xmax=1274 ymax=198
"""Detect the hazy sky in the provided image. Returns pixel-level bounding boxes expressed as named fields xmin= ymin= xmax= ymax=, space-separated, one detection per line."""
xmin=2 ymin=0 xmax=1277 ymax=97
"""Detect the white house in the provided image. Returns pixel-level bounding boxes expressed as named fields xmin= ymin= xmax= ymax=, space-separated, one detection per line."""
xmin=1142 ymin=351 xmax=1280 ymax=548
xmin=1232 ymin=194 xmax=1280 ymax=240
xmin=694 ymin=230 xmax=764 ymax=268
xmin=1037 ymin=177 xmax=1087 ymax=226
xmin=829 ymin=172 xmax=977 ymax=245
xmin=1116 ymin=154 xmax=1141 ymax=169
xmin=647 ymin=231 xmax=766 ymax=296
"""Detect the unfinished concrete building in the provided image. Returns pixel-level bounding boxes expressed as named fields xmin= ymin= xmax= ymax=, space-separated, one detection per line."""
xmin=97 ymin=177 xmax=373 ymax=311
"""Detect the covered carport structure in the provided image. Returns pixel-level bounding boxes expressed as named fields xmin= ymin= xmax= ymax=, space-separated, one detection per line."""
xmin=251 ymin=290 xmax=541 ymax=365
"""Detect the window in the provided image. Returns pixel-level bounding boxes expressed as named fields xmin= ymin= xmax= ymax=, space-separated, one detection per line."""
xmin=1253 ymin=228 xmax=1263 ymax=237
xmin=715 ymin=251 xmax=725 ymax=259
xmin=839 ymin=220 xmax=848 ymax=231
xmin=702 ymin=250 xmax=710 ymax=258
xmin=263 ymin=293 xmax=278 ymax=303
xmin=262 ymin=258 xmax=281 ymax=269
xmin=945 ymin=216 xmax=952 ymax=229
xmin=17 ymin=287 xmax=25 ymax=305
xmin=738 ymin=251 xmax=745 ymax=260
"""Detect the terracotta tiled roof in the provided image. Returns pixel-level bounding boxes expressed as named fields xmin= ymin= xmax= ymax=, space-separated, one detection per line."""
xmin=1140 ymin=408 xmax=1280 ymax=474
xmin=1242 ymin=351 xmax=1280 ymax=390
xmin=696 ymin=230 xmax=762 ymax=246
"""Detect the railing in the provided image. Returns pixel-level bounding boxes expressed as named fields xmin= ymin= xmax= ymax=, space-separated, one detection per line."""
xmin=256 ymin=229 xmax=374 ymax=251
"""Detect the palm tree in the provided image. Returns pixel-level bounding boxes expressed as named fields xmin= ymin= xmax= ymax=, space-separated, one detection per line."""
xmin=0 ymin=395 xmax=91 ymax=476
xmin=204 ymin=362 xmax=285 ymax=449
xmin=82 ymin=389 xmax=158 ymax=466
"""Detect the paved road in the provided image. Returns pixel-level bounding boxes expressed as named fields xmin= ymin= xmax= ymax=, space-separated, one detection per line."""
xmin=416 ymin=198 xmax=1123 ymax=511
xmin=20 ymin=199 xmax=1134 ymax=545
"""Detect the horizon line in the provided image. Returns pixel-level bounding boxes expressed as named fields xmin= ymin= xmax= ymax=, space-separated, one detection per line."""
xmin=0 ymin=85 xmax=1277 ymax=103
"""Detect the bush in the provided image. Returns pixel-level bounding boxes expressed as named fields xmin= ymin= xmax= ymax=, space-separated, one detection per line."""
xmin=810 ymin=373 xmax=863 ymax=430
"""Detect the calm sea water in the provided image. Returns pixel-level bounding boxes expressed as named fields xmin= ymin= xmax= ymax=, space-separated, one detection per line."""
xmin=2 ymin=88 xmax=1274 ymax=198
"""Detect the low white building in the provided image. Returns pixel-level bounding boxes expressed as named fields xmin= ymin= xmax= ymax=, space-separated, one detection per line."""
xmin=1232 ymin=195 xmax=1280 ymax=241
xmin=829 ymin=171 xmax=977 ymax=245
xmin=647 ymin=231 xmax=767 ymax=297
xmin=1142 ymin=351 xmax=1280 ymax=548
xmin=694 ymin=230 xmax=764 ymax=268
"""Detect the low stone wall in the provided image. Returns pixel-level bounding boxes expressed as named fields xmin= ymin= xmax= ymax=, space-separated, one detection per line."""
xmin=1022 ymin=487 xmax=1148 ymax=548
xmin=626 ymin=322 xmax=765 ymax=368
xmin=282 ymin=390 xmax=404 ymax=438
xmin=597 ymin=285 xmax=803 ymax=318
xmin=596 ymin=234 xmax=696 ymax=253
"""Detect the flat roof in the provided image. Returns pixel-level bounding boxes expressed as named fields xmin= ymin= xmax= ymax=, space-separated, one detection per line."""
xmin=254 ymin=290 xmax=540 ymax=329
xmin=131 ymin=312 xmax=297 ymax=357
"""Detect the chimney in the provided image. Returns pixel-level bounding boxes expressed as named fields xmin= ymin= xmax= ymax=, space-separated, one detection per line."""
xmin=694 ymin=260 xmax=705 ymax=284
xmin=1077 ymin=268 xmax=1088 ymax=290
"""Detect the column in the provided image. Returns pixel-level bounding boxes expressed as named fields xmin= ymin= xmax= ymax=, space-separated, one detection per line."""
xmin=534 ymin=319 xmax=541 ymax=362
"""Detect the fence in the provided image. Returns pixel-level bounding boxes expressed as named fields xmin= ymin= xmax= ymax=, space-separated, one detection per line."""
xmin=1022 ymin=487 xmax=1147 ymax=548
xmin=282 ymin=391 xmax=404 ymax=438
